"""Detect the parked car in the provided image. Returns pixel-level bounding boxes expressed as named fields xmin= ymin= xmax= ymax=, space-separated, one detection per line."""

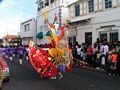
xmin=0 ymin=59 xmax=10 ymax=89
xmin=2 ymin=60 xmax=10 ymax=82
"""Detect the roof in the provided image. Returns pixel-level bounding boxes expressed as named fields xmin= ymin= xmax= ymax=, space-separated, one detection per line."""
xmin=21 ymin=18 xmax=35 ymax=25
xmin=3 ymin=35 xmax=17 ymax=39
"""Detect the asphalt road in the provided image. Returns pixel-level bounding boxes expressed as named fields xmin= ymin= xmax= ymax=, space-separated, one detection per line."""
xmin=1 ymin=56 xmax=120 ymax=90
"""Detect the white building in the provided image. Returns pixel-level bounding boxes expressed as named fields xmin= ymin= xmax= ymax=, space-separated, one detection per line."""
xmin=36 ymin=0 xmax=69 ymax=45
xmin=68 ymin=0 xmax=120 ymax=45
xmin=20 ymin=18 xmax=36 ymax=45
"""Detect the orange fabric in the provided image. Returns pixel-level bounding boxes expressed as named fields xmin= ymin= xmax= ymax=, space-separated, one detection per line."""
xmin=87 ymin=47 xmax=93 ymax=55
xmin=111 ymin=54 xmax=118 ymax=63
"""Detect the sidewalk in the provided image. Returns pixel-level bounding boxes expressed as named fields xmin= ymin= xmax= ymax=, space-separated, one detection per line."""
xmin=73 ymin=58 xmax=107 ymax=74
xmin=79 ymin=66 xmax=107 ymax=73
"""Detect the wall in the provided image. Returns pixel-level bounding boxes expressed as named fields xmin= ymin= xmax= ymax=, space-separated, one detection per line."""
xmin=36 ymin=0 xmax=69 ymax=45
xmin=20 ymin=18 xmax=36 ymax=45
xmin=68 ymin=0 xmax=120 ymax=45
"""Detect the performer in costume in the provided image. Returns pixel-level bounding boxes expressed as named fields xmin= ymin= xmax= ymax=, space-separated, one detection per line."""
xmin=1 ymin=46 xmax=7 ymax=60
xmin=12 ymin=46 xmax=16 ymax=57
xmin=18 ymin=46 xmax=23 ymax=65
xmin=28 ymin=14 xmax=73 ymax=79
xmin=9 ymin=46 xmax=13 ymax=61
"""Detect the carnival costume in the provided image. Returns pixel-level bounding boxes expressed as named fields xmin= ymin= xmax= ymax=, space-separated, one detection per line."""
xmin=2 ymin=47 xmax=7 ymax=60
xmin=28 ymin=14 xmax=73 ymax=79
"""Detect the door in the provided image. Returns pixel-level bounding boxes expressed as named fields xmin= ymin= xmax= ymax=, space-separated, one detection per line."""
xmin=85 ymin=32 xmax=92 ymax=45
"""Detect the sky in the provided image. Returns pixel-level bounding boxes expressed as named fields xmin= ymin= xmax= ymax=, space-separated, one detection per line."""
xmin=0 ymin=0 xmax=37 ymax=38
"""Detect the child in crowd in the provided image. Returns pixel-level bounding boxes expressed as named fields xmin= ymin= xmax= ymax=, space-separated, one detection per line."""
xmin=95 ymin=51 xmax=101 ymax=69
xmin=101 ymin=54 xmax=106 ymax=70
xmin=109 ymin=51 xmax=118 ymax=76
xmin=80 ymin=49 xmax=84 ymax=61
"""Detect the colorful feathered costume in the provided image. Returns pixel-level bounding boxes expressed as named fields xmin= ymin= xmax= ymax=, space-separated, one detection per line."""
xmin=28 ymin=14 xmax=73 ymax=79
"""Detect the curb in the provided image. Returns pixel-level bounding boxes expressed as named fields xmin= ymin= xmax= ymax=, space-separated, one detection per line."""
xmin=78 ymin=66 xmax=107 ymax=73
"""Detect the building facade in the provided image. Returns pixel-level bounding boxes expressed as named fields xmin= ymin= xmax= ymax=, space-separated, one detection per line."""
xmin=68 ymin=0 xmax=120 ymax=45
xmin=36 ymin=0 xmax=69 ymax=45
xmin=2 ymin=35 xmax=22 ymax=46
xmin=20 ymin=18 xmax=36 ymax=45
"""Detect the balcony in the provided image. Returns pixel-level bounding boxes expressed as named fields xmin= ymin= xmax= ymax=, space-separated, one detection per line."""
xmin=71 ymin=14 xmax=94 ymax=23
xmin=37 ymin=5 xmax=49 ymax=16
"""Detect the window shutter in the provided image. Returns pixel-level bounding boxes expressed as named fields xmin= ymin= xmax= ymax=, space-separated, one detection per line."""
xmin=112 ymin=0 xmax=117 ymax=8
xmin=94 ymin=0 xmax=98 ymax=12
xmin=83 ymin=1 xmax=87 ymax=14
xmin=118 ymin=0 xmax=120 ymax=6
xmin=98 ymin=0 xmax=103 ymax=11
xmin=80 ymin=3 xmax=83 ymax=15
xmin=70 ymin=6 xmax=74 ymax=18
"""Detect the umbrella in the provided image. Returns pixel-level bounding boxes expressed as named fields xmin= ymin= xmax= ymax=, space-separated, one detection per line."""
xmin=36 ymin=32 xmax=43 ymax=39
xmin=45 ymin=31 xmax=51 ymax=36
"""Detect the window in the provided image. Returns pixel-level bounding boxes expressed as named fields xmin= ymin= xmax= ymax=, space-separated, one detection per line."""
xmin=38 ymin=2 xmax=44 ymax=11
xmin=110 ymin=32 xmax=118 ymax=43
xmin=45 ymin=0 xmax=49 ymax=6
xmin=38 ymin=4 xmax=40 ymax=11
xmin=100 ymin=33 xmax=107 ymax=42
xmin=40 ymin=26 xmax=43 ymax=32
xmin=24 ymin=24 xmax=30 ymax=32
xmin=75 ymin=4 xmax=80 ymax=17
xmin=44 ymin=24 xmax=49 ymax=32
xmin=105 ymin=0 xmax=112 ymax=9
xmin=88 ymin=0 xmax=94 ymax=13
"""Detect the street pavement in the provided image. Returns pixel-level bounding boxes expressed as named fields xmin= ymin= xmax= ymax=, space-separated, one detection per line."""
xmin=1 ymin=56 xmax=120 ymax=90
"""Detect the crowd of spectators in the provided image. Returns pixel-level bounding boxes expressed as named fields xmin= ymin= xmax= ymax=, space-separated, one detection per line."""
xmin=72 ymin=39 xmax=120 ymax=76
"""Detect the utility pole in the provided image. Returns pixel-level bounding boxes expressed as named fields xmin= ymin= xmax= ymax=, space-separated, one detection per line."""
xmin=6 ymin=31 xmax=8 ymax=45
xmin=7 ymin=31 xmax=8 ymax=41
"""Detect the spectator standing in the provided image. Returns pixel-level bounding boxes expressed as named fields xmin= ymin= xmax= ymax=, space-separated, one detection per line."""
xmin=86 ymin=45 xmax=93 ymax=66
xmin=76 ymin=45 xmax=81 ymax=60
xmin=117 ymin=49 xmax=120 ymax=75
xmin=80 ymin=49 xmax=84 ymax=61
xmin=72 ymin=45 xmax=77 ymax=59
xmin=100 ymin=42 xmax=109 ymax=69
xmin=95 ymin=51 xmax=101 ymax=68
xmin=109 ymin=50 xmax=118 ymax=76
xmin=93 ymin=44 xmax=98 ymax=67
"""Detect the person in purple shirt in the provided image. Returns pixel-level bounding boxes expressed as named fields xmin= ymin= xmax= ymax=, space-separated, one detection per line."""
xmin=18 ymin=46 xmax=23 ymax=64
xmin=9 ymin=46 xmax=13 ymax=61
xmin=12 ymin=46 xmax=16 ymax=57
xmin=1 ymin=46 xmax=7 ymax=60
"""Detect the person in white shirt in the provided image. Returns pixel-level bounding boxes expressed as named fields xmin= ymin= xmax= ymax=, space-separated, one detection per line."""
xmin=80 ymin=49 xmax=84 ymax=60
xmin=101 ymin=40 xmax=109 ymax=69
xmin=104 ymin=45 xmax=109 ymax=55
xmin=76 ymin=45 xmax=81 ymax=60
